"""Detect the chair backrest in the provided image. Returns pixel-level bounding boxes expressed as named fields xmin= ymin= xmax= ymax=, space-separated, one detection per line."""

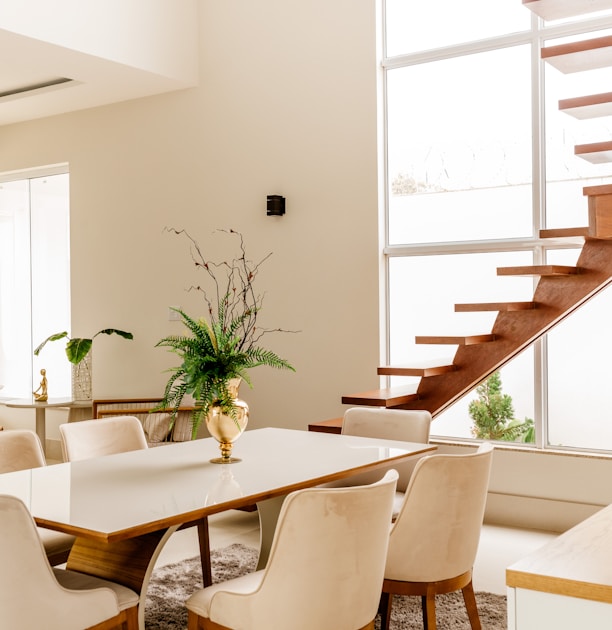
xmin=341 ymin=407 xmax=432 ymax=491
xmin=209 ymin=470 xmax=399 ymax=630
xmin=0 ymin=494 xmax=119 ymax=629
xmin=59 ymin=415 xmax=149 ymax=462
xmin=386 ymin=443 xmax=494 ymax=583
xmin=0 ymin=429 xmax=46 ymax=472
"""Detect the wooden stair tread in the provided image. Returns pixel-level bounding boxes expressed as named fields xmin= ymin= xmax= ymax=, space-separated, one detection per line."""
xmin=575 ymin=141 xmax=612 ymax=164
xmin=341 ymin=385 xmax=419 ymax=407
xmin=583 ymin=183 xmax=612 ymax=196
xmin=377 ymin=362 xmax=456 ymax=377
xmin=560 ymin=91 xmax=612 ymax=119
xmin=523 ymin=0 xmax=612 ymax=21
xmin=455 ymin=301 xmax=536 ymax=312
xmin=415 ymin=334 xmax=496 ymax=345
xmin=541 ymin=35 xmax=612 ymax=73
xmin=497 ymin=265 xmax=580 ymax=276
xmin=540 ymin=227 xmax=589 ymax=238
xmin=308 ymin=417 xmax=342 ymax=434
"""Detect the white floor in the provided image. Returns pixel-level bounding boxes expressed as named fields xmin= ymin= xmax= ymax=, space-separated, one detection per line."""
xmin=154 ymin=509 xmax=557 ymax=596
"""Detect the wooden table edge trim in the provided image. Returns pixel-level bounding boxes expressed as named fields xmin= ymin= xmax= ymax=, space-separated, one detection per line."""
xmin=506 ymin=568 xmax=612 ymax=604
xmin=35 ymin=444 xmax=437 ymax=542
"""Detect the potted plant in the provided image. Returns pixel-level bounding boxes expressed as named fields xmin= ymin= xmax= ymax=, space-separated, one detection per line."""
xmin=34 ymin=328 xmax=134 ymax=400
xmin=156 ymin=228 xmax=296 ymax=451
xmin=34 ymin=329 xmax=134 ymax=365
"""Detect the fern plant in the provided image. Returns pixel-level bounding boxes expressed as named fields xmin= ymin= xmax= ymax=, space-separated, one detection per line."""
xmin=156 ymin=228 xmax=296 ymax=438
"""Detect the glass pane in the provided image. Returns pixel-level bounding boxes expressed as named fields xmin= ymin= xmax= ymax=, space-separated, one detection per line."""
xmin=0 ymin=172 xmax=70 ymax=399
xmin=388 ymin=251 xmax=535 ymax=441
xmin=0 ymin=181 xmax=31 ymax=396
xmin=387 ymin=46 xmax=533 ymax=244
xmin=432 ymin=351 xmax=535 ymax=442
xmin=31 ymin=174 xmax=71 ymax=397
xmin=546 ymin=249 xmax=612 ymax=451
xmin=544 ymin=30 xmax=612 ymax=229
xmin=385 ymin=0 xmax=529 ymax=57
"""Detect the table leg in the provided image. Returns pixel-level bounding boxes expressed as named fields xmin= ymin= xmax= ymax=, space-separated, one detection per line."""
xmin=255 ymin=495 xmax=286 ymax=570
xmin=34 ymin=407 xmax=46 ymax=455
xmin=66 ymin=526 xmax=178 ymax=630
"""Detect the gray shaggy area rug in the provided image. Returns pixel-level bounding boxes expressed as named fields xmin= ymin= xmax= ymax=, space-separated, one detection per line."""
xmin=145 ymin=543 xmax=507 ymax=629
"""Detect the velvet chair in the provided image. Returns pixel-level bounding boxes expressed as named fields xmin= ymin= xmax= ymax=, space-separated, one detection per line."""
xmin=0 ymin=494 xmax=139 ymax=629
xmin=59 ymin=415 xmax=213 ymax=584
xmin=185 ymin=469 xmax=399 ymax=630
xmin=59 ymin=415 xmax=148 ymax=461
xmin=0 ymin=429 xmax=75 ymax=565
xmin=379 ymin=443 xmax=494 ymax=630
xmin=341 ymin=407 xmax=432 ymax=519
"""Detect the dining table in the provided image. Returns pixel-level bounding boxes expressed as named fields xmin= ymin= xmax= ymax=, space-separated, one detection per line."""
xmin=0 ymin=426 xmax=436 ymax=629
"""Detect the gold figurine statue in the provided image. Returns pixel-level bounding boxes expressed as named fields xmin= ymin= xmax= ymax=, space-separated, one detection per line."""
xmin=33 ymin=368 xmax=48 ymax=402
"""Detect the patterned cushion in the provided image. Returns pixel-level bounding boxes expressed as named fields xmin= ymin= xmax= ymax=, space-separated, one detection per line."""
xmin=142 ymin=413 xmax=172 ymax=443
xmin=171 ymin=413 xmax=195 ymax=442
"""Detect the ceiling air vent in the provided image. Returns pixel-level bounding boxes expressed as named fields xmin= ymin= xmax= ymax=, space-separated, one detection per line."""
xmin=0 ymin=77 xmax=74 ymax=100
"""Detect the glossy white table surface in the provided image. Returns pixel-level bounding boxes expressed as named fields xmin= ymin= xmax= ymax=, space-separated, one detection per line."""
xmin=0 ymin=427 xmax=435 ymax=541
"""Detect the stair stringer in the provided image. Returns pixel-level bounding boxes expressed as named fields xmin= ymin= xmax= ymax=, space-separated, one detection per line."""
xmin=391 ymin=237 xmax=612 ymax=417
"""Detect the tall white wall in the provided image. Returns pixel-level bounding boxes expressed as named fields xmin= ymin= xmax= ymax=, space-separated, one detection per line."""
xmin=0 ymin=0 xmax=380 ymax=434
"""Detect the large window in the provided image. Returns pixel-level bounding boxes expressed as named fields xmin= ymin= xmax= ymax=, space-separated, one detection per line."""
xmin=0 ymin=167 xmax=71 ymax=399
xmin=383 ymin=1 xmax=612 ymax=451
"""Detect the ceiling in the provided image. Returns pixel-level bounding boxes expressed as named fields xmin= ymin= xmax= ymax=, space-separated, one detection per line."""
xmin=0 ymin=28 xmax=195 ymax=128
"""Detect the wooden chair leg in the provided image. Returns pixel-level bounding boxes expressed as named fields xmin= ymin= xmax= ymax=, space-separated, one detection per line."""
xmin=197 ymin=517 xmax=213 ymax=586
xmin=187 ymin=609 xmax=199 ymax=630
xmin=461 ymin=581 xmax=482 ymax=630
xmin=379 ymin=592 xmax=393 ymax=630
xmin=423 ymin=593 xmax=436 ymax=630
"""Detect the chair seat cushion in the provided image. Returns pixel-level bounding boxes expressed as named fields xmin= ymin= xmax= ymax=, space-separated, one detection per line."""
xmin=53 ymin=568 xmax=139 ymax=610
xmin=186 ymin=570 xmax=264 ymax=619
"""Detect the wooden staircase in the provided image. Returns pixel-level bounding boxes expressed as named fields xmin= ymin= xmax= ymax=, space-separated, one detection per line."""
xmin=335 ymin=0 xmax=612 ymax=429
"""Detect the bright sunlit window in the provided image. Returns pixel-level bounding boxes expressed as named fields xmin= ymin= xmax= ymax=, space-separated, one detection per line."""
xmin=0 ymin=167 xmax=71 ymax=399
xmin=383 ymin=0 xmax=612 ymax=452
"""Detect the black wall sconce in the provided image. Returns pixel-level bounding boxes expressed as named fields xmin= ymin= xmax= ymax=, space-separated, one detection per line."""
xmin=267 ymin=195 xmax=286 ymax=216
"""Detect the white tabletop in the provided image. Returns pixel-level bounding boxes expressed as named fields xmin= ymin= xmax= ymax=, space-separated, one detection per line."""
xmin=0 ymin=427 xmax=435 ymax=542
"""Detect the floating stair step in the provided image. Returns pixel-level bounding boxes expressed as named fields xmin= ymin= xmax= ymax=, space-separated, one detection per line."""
xmin=541 ymin=35 xmax=612 ymax=73
xmin=497 ymin=265 xmax=580 ymax=276
xmin=523 ymin=0 xmax=612 ymax=20
xmin=583 ymin=183 xmax=612 ymax=238
xmin=575 ymin=141 xmax=612 ymax=164
xmin=415 ymin=334 xmax=496 ymax=345
xmin=540 ymin=227 xmax=589 ymax=238
xmin=341 ymin=385 xmax=419 ymax=407
xmin=455 ymin=301 xmax=536 ymax=312
xmin=377 ymin=362 xmax=456 ymax=377
xmin=559 ymin=91 xmax=612 ymax=119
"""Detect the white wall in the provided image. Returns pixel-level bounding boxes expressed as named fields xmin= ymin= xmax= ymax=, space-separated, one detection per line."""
xmin=0 ymin=0 xmax=380 ymax=435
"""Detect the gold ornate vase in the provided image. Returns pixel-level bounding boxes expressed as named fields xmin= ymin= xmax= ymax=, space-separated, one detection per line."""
xmin=206 ymin=378 xmax=249 ymax=464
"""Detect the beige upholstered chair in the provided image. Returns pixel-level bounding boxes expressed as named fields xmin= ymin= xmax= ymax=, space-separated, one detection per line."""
xmin=0 ymin=493 xmax=139 ymax=630
xmin=379 ymin=443 xmax=494 ymax=630
xmin=0 ymin=429 xmax=75 ymax=565
xmin=186 ymin=469 xmax=399 ymax=630
xmin=59 ymin=415 xmax=213 ymax=584
xmin=341 ymin=407 xmax=432 ymax=518
xmin=59 ymin=415 xmax=149 ymax=462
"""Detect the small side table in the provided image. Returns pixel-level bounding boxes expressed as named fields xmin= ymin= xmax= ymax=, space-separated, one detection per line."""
xmin=1 ymin=398 xmax=93 ymax=455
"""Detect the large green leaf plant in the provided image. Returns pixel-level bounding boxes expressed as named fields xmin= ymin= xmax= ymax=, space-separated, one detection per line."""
xmin=34 ymin=329 xmax=134 ymax=364
xmin=156 ymin=228 xmax=296 ymax=438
